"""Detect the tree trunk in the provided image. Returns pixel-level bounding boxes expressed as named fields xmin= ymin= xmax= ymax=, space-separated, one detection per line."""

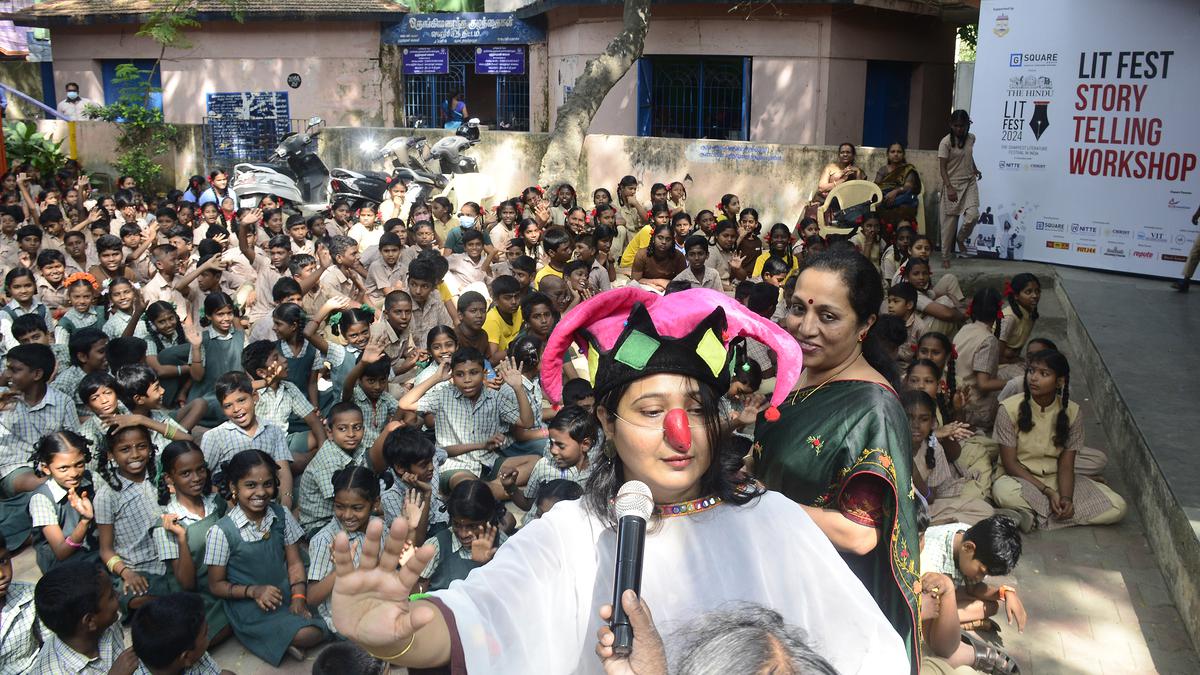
xmin=537 ymin=0 xmax=651 ymax=188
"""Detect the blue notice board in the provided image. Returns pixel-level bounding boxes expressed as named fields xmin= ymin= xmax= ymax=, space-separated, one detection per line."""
xmin=382 ymin=13 xmax=546 ymax=46
xmin=403 ymin=47 xmax=450 ymax=75
xmin=205 ymin=91 xmax=290 ymax=161
xmin=475 ymin=46 xmax=525 ymax=75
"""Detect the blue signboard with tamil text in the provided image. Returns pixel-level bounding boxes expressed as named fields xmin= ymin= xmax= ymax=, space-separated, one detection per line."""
xmin=475 ymin=46 xmax=526 ymax=75
xmin=402 ymin=47 xmax=450 ymax=75
xmin=382 ymin=13 xmax=546 ymax=46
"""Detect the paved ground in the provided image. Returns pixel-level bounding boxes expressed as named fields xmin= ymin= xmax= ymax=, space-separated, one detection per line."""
xmin=9 ymin=258 xmax=1199 ymax=674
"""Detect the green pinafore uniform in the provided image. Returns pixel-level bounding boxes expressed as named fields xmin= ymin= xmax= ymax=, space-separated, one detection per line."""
xmin=164 ymin=502 xmax=230 ymax=640
xmin=189 ymin=329 xmax=245 ymax=427
xmin=215 ymin=504 xmax=326 ymax=666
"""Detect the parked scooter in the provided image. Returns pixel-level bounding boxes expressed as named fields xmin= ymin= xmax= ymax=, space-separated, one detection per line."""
xmin=336 ymin=118 xmax=494 ymax=211
xmin=231 ymin=116 xmax=329 ymax=214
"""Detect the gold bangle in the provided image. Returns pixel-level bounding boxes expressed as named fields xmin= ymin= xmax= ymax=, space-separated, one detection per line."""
xmin=367 ymin=633 xmax=416 ymax=661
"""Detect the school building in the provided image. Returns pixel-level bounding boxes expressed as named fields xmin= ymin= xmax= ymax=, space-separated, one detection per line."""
xmin=5 ymin=0 xmax=974 ymax=150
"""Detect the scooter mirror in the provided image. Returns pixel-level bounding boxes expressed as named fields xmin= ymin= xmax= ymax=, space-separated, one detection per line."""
xmin=467 ymin=118 xmax=481 ymax=127
xmin=308 ymin=116 xmax=323 ymax=127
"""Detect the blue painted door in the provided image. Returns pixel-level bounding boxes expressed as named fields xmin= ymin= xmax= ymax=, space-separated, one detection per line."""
xmin=100 ymin=59 xmax=163 ymax=111
xmin=862 ymin=60 xmax=911 ymax=147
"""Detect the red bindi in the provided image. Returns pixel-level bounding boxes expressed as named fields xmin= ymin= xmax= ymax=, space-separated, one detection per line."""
xmin=807 ymin=298 xmax=814 ymax=305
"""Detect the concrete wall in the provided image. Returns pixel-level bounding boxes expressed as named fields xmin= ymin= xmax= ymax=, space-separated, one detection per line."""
xmin=46 ymin=121 xmax=941 ymax=228
xmin=46 ymin=22 xmax=387 ymax=127
xmin=0 ymin=61 xmax=46 ymax=120
xmin=542 ymin=4 xmax=955 ymax=149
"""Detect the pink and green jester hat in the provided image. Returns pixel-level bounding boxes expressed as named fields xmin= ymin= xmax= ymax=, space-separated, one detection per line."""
xmin=540 ymin=287 xmax=803 ymax=448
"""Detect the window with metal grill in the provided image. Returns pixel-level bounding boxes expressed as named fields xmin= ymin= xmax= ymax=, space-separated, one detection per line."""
xmin=638 ymin=56 xmax=750 ymax=140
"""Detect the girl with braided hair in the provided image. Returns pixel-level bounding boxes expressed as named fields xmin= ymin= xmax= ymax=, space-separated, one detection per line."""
xmin=997 ymin=273 xmax=1042 ymax=379
xmin=901 ymin=390 xmax=994 ymax=526
xmin=951 ymin=287 xmax=1007 ymax=431
xmin=991 ymin=350 xmax=1126 ymax=531
xmin=154 ymin=440 xmax=230 ymax=642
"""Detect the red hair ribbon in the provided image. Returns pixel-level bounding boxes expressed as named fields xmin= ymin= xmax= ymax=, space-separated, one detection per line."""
xmin=966 ymin=300 xmax=974 ymax=317
xmin=898 ymin=264 xmax=907 ymax=278
xmin=1003 ymin=279 xmax=1014 ymax=297
xmin=910 ymin=343 xmax=919 ymax=353
xmin=997 ymin=308 xmax=1005 ymax=321
xmin=950 ymin=346 xmax=958 ymax=359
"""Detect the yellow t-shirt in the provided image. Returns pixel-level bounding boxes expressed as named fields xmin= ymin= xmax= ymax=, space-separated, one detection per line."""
xmin=483 ymin=306 xmax=523 ymax=350
xmin=620 ymin=225 xmax=653 ymax=267
xmin=534 ymin=264 xmax=564 ymax=287
xmin=751 ymin=251 xmax=800 ymax=280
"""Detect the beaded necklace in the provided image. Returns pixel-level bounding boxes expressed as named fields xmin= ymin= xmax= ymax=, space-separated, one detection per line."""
xmin=654 ymin=495 xmax=723 ymax=518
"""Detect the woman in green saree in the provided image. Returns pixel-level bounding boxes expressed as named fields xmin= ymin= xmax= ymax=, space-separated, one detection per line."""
xmin=874 ymin=142 xmax=922 ymax=225
xmin=754 ymin=247 xmax=921 ymax=673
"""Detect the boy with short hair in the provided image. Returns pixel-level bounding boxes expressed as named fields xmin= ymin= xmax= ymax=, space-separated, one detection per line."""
xmin=920 ymin=515 xmax=1027 ymax=631
xmin=574 ymin=232 xmax=612 ymax=292
xmin=35 ymin=248 xmax=68 ymax=312
xmin=759 ymin=256 xmax=790 ymax=288
xmin=111 ymin=364 xmax=200 ymax=449
xmin=241 ymin=339 xmax=326 ymax=467
xmin=11 ymin=312 xmax=69 ymax=365
xmin=673 ymin=235 xmax=723 ymax=292
xmin=399 ymin=347 xmax=538 ymax=497
xmin=534 ymin=227 xmax=573 ymax=288
xmin=319 ymin=234 xmax=366 ymax=303
xmin=369 ymin=290 xmax=418 ymax=389
xmin=199 ymin=371 xmax=295 ymax=508
xmin=375 ymin=425 xmax=447 ymax=541
xmin=130 ymin=592 xmax=231 ymax=675
xmin=406 ymin=259 xmax=454 ymax=350
xmin=90 ymin=234 xmax=134 ymax=284
xmin=239 ymin=211 xmax=294 ymax=324
xmin=483 ymin=275 xmax=523 ymax=363
xmin=39 ymin=207 xmax=67 ymax=253
xmin=345 ymin=356 xmax=399 ymax=435
xmin=32 ymin=559 xmax=136 ymax=674
xmin=887 ymin=282 xmax=928 ymax=366
xmin=142 ymin=243 xmax=190 ymax=323
xmin=119 ymin=221 xmax=157 ymax=283
xmin=562 ymin=259 xmax=592 ymax=311
xmin=172 ymin=253 xmax=226 ymax=327
xmin=0 ymin=531 xmax=41 ymax=671
xmin=287 ymin=214 xmax=314 ymax=255
xmin=365 ymin=231 xmax=406 ymax=306
xmin=288 ymin=252 xmax=325 ymax=318
xmin=446 ymin=228 xmax=492 ymax=294
xmin=248 ymin=277 xmax=304 ymax=341
xmin=0 ymin=344 xmax=78 ymax=495
xmin=62 ymin=230 xmax=93 ymax=276
xmin=298 ymin=402 xmax=381 ymax=535
xmin=16 ymin=223 xmax=43 ymax=266
xmin=0 ymin=205 xmax=22 ymax=274
xmin=50 ymin=326 xmax=108 ymax=415
xmin=510 ymin=255 xmax=536 ymax=300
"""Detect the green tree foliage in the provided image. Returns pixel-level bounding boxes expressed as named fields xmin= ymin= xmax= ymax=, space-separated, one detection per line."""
xmin=957 ymin=23 xmax=978 ymax=62
xmin=82 ymin=1 xmax=242 ymax=191
xmin=2 ymin=121 xmax=66 ymax=177
xmin=84 ymin=64 xmax=178 ymax=191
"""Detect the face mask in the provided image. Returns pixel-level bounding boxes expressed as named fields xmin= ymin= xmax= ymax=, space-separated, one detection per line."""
xmin=458 ymin=215 xmax=476 ymax=229
xmin=67 ymin=91 xmax=79 ymax=101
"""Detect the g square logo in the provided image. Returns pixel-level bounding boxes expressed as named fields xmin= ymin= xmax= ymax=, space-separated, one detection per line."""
xmin=1009 ymin=53 xmax=1022 ymax=67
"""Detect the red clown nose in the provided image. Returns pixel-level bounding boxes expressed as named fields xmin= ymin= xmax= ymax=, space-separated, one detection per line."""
xmin=663 ymin=408 xmax=692 ymax=452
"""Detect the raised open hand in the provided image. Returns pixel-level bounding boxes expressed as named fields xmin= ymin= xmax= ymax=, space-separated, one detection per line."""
xmin=330 ymin=518 xmax=437 ymax=655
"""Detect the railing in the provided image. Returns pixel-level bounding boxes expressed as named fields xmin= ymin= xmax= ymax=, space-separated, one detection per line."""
xmin=0 ymin=82 xmax=67 ymax=120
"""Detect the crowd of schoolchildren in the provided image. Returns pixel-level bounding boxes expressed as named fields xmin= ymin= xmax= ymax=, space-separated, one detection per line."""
xmin=0 ymin=161 xmax=1125 ymax=674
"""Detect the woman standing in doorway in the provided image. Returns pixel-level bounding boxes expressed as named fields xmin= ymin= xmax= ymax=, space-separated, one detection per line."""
xmin=442 ymin=92 xmax=468 ymax=130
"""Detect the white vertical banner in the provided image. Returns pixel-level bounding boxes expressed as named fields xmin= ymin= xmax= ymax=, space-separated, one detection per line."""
xmin=971 ymin=0 xmax=1199 ymax=276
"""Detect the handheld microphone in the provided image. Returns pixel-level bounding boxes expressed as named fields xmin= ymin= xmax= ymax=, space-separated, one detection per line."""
xmin=610 ymin=480 xmax=654 ymax=656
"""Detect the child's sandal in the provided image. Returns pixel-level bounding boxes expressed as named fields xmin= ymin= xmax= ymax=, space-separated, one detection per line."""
xmin=962 ymin=631 xmax=1020 ymax=674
